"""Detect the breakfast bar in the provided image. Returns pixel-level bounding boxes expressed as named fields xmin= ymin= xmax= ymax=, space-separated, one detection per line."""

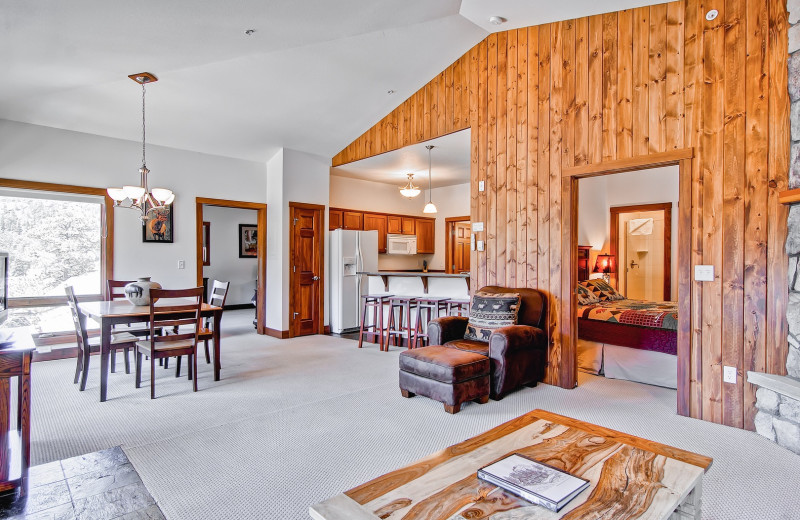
xmin=357 ymin=271 xmax=469 ymax=297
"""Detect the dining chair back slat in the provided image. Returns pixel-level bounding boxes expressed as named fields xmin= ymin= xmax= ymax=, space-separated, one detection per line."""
xmin=107 ymin=280 xmax=136 ymax=301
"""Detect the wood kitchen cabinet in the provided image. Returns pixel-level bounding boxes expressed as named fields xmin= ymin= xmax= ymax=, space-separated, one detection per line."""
xmin=415 ymin=218 xmax=435 ymax=254
xmin=363 ymin=213 xmax=388 ymax=253
xmin=329 ymin=209 xmax=343 ymax=230
xmin=401 ymin=217 xmax=416 ymax=235
xmin=387 ymin=215 xmax=402 ymax=234
xmin=342 ymin=211 xmax=363 ymax=230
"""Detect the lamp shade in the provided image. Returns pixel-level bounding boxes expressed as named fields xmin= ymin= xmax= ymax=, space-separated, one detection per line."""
xmin=592 ymin=254 xmax=615 ymax=274
xmin=123 ymin=185 xmax=146 ymax=200
xmin=107 ymin=188 xmax=127 ymax=202
xmin=423 ymin=201 xmax=437 ymax=214
xmin=151 ymin=188 xmax=173 ymax=204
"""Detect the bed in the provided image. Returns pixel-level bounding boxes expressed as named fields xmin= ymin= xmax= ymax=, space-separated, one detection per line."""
xmin=576 ymin=286 xmax=678 ymax=388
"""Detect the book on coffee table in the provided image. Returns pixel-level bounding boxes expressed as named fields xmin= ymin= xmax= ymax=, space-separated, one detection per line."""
xmin=477 ymin=453 xmax=590 ymax=512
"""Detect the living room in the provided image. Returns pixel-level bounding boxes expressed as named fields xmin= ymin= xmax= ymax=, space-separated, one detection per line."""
xmin=1 ymin=1 xmax=800 ymax=519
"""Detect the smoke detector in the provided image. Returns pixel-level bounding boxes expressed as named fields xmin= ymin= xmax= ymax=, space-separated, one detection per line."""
xmin=489 ymin=16 xmax=507 ymax=25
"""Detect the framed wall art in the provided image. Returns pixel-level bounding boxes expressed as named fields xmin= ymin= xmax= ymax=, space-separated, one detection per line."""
xmin=239 ymin=224 xmax=257 ymax=258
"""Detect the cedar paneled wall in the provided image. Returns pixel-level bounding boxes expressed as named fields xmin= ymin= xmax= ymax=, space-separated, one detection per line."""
xmin=331 ymin=0 xmax=790 ymax=430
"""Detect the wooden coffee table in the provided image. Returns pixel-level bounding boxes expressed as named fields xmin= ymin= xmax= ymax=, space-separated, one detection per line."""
xmin=309 ymin=409 xmax=712 ymax=520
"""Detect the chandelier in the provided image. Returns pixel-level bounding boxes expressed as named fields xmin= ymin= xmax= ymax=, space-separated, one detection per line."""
xmin=422 ymin=145 xmax=437 ymax=214
xmin=399 ymin=173 xmax=421 ymax=198
xmin=107 ymin=73 xmax=174 ymax=222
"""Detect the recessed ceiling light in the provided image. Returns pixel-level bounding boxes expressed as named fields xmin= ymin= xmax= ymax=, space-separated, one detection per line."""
xmin=489 ymin=16 xmax=507 ymax=25
xmin=245 ymin=29 xmax=256 ymax=36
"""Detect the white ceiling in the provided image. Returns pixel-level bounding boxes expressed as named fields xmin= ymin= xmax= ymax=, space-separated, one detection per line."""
xmin=331 ymin=130 xmax=470 ymax=189
xmin=1 ymin=1 xmax=665 ymax=164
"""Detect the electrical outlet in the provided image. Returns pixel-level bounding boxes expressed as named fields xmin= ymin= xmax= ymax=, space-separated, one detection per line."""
xmin=723 ymin=365 xmax=737 ymax=384
xmin=178 ymin=260 xmax=185 ymax=269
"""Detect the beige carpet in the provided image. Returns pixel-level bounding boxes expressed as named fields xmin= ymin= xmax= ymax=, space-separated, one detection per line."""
xmin=30 ymin=310 xmax=800 ymax=520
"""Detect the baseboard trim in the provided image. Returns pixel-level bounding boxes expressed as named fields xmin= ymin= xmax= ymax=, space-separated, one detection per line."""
xmin=324 ymin=325 xmax=331 ymax=334
xmin=224 ymin=303 xmax=255 ymax=311
xmin=264 ymin=327 xmax=290 ymax=339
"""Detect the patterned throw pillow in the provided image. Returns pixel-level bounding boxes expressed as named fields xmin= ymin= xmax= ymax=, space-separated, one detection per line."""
xmin=576 ymin=284 xmax=601 ymax=305
xmin=464 ymin=293 xmax=520 ymax=342
xmin=581 ymin=279 xmax=626 ymax=301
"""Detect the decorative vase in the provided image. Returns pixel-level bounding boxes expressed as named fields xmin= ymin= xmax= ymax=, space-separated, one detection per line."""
xmin=124 ymin=277 xmax=162 ymax=306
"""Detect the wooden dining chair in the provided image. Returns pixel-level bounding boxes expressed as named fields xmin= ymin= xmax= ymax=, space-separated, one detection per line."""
xmin=135 ymin=287 xmax=204 ymax=399
xmin=65 ymin=286 xmax=138 ymax=391
xmin=172 ymin=280 xmax=229 ymax=376
xmin=108 ymin=279 xmax=165 ymax=370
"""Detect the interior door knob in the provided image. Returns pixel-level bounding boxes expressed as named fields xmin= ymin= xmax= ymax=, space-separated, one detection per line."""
xmin=312 ymin=275 xmax=320 ymax=281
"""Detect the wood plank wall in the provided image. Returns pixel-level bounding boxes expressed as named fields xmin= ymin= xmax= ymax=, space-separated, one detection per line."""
xmin=331 ymin=0 xmax=790 ymax=430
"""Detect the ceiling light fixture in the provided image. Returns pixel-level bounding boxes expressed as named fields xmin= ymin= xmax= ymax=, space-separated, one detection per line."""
xmin=399 ymin=173 xmax=421 ymax=198
xmin=489 ymin=16 xmax=507 ymax=25
xmin=422 ymin=145 xmax=437 ymax=214
xmin=107 ymin=73 xmax=174 ymax=223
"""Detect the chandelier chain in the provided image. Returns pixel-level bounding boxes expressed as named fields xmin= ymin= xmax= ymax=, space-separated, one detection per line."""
xmin=141 ymin=82 xmax=146 ymax=168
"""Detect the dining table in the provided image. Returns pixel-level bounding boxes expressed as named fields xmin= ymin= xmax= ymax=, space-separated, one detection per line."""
xmin=77 ymin=299 xmax=223 ymax=402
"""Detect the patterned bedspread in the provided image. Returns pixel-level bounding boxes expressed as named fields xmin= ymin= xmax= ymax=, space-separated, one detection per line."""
xmin=577 ymin=299 xmax=678 ymax=331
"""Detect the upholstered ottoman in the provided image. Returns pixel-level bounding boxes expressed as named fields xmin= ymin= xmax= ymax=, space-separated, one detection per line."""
xmin=399 ymin=345 xmax=490 ymax=414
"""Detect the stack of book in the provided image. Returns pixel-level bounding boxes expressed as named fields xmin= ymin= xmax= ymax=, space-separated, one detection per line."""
xmin=478 ymin=453 xmax=590 ymax=512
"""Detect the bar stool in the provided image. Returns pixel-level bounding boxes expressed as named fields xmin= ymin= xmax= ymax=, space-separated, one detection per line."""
xmin=385 ymin=296 xmax=418 ymax=350
xmin=358 ymin=294 xmax=393 ymax=350
xmin=414 ymin=296 xmax=450 ymax=348
xmin=447 ymin=298 xmax=471 ymax=317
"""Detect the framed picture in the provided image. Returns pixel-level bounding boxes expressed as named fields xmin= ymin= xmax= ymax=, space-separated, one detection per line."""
xmin=239 ymin=224 xmax=258 ymax=258
xmin=143 ymin=203 xmax=174 ymax=243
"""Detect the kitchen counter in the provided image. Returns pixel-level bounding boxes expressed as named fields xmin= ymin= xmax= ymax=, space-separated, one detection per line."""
xmin=358 ymin=271 xmax=470 ymax=296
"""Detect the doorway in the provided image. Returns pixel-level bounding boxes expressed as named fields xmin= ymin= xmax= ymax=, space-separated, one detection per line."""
xmin=195 ymin=198 xmax=267 ymax=335
xmin=445 ymin=216 xmax=471 ymax=274
xmin=610 ymin=203 xmax=672 ymax=301
xmin=563 ymin=150 xmax=692 ymax=415
xmin=288 ymin=202 xmax=325 ymax=337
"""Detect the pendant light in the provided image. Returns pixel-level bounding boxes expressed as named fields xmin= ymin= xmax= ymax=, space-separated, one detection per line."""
xmin=107 ymin=73 xmax=174 ymax=223
xmin=422 ymin=145 xmax=437 ymax=214
xmin=399 ymin=173 xmax=421 ymax=198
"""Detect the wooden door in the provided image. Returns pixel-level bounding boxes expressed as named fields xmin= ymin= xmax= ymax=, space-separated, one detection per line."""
xmin=329 ymin=209 xmax=343 ymax=230
xmin=401 ymin=217 xmax=415 ymax=235
xmin=387 ymin=215 xmax=402 ymax=234
xmin=454 ymin=222 xmax=470 ymax=272
xmin=343 ymin=211 xmax=364 ymax=230
xmin=290 ymin=204 xmax=324 ymax=337
xmin=363 ymin=213 xmax=388 ymax=253
xmin=415 ymin=218 xmax=435 ymax=254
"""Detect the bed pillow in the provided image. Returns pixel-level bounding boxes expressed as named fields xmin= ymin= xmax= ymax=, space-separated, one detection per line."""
xmin=464 ymin=293 xmax=520 ymax=342
xmin=581 ymin=279 xmax=626 ymax=301
xmin=576 ymin=284 xmax=601 ymax=305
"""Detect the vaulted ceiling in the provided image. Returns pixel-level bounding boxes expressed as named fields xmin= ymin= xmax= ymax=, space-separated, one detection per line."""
xmin=1 ymin=0 xmax=662 ymax=162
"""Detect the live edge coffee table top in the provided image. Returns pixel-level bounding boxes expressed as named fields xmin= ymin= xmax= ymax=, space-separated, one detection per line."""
xmin=309 ymin=409 xmax=712 ymax=520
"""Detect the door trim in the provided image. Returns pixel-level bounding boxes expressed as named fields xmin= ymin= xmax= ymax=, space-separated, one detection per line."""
xmin=195 ymin=197 xmax=267 ymax=335
xmin=563 ymin=149 xmax=692 ymax=416
xmin=288 ymin=202 xmax=325 ymax=337
xmin=609 ymin=202 xmax=672 ymax=300
xmin=445 ymin=216 xmax=470 ymax=274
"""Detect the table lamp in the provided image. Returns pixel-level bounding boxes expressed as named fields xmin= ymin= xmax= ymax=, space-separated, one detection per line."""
xmin=592 ymin=254 xmax=615 ymax=284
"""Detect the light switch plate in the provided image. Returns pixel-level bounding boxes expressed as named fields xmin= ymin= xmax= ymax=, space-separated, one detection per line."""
xmin=694 ymin=265 xmax=714 ymax=282
xmin=479 ymin=181 xmax=485 ymax=192
xmin=472 ymin=222 xmax=484 ymax=232
xmin=178 ymin=260 xmax=185 ymax=269
xmin=723 ymin=365 xmax=737 ymax=384
xmin=477 ymin=240 xmax=485 ymax=251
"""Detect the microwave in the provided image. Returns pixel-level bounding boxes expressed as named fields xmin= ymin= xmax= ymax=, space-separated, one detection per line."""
xmin=386 ymin=234 xmax=417 ymax=255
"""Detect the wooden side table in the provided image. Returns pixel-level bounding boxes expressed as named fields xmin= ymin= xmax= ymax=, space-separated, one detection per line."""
xmin=0 ymin=332 xmax=34 ymax=501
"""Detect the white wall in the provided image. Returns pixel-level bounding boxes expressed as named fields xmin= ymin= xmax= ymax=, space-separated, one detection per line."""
xmin=202 ymin=205 xmax=258 ymax=306
xmin=265 ymin=148 xmax=330 ymax=333
xmin=329 ymin=175 xmax=470 ymax=271
xmin=578 ymin=165 xmax=679 ymax=298
xmin=0 ymin=119 xmax=267 ymax=292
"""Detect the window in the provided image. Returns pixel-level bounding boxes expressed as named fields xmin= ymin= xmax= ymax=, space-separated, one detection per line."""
xmin=0 ymin=180 xmax=112 ymax=338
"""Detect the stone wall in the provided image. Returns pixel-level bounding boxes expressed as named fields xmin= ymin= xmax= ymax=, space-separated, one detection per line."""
xmin=752 ymin=0 xmax=800 ymax=455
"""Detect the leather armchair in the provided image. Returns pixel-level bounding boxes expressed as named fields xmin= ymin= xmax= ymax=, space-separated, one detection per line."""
xmin=428 ymin=286 xmax=548 ymax=400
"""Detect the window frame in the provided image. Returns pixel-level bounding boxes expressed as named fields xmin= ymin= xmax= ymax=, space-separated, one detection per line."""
xmin=0 ymin=178 xmax=114 ymax=307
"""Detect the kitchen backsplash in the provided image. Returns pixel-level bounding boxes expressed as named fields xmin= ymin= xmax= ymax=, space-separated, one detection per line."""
xmin=378 ymin=254 xmax=434 ymax=271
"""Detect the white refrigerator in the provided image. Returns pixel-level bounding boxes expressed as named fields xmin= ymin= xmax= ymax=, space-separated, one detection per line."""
xmin=330 ymin=229 xmax=379 ymax=333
